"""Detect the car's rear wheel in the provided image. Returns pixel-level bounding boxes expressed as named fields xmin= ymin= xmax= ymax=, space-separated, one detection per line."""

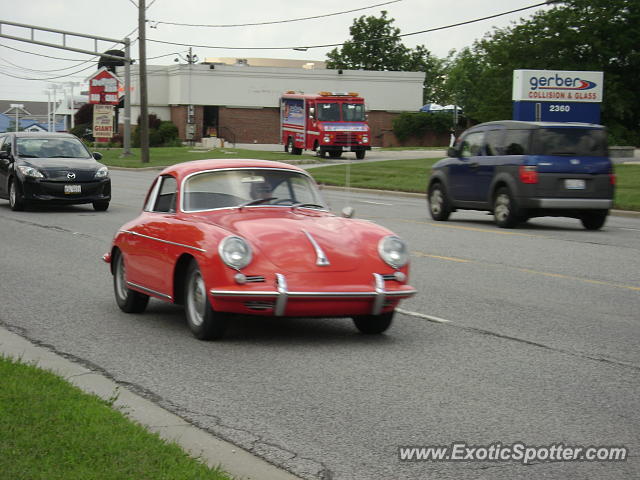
xmin=355 ymin=150 xmax=366 ymax=160
xmin=9 ymin=178 xmax=26 ymax=211
xmin=428 ymin=182 xmax=451 ymax=221
xmin=493 ymin=187 xmax=521 ymax=228
xmin=352 ymin=311 xmax=394 ymax=334
xmin=580 ymin=210 xmax=608 ymax=230
xmin=184 ymin=261 xmax=227 ymax=340
xmin=113 ymin=251 xmax=149 ymax=313
xmin=93 ymin=201 xmax=109 ymax=211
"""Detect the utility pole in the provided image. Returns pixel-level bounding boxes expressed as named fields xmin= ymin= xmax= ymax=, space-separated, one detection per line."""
xmin=138 ymin=0 xmax=150 ymax=163
xmin=122 ymin=37 xmax=132 ymax=157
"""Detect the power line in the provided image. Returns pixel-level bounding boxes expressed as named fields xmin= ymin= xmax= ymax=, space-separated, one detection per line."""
xmin=0 ymin=62 xmax=97 ymax=81
xmin=0 ymin=55 xmax=96 ymax=72
xmin=147 ymin=0 xmax=401 ymax=28
xmin=147 ymin=1 xmax=548 ymax=51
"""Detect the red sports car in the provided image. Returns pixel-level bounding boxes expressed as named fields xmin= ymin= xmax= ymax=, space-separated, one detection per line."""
xmin=103 ymin=159 xmax=416 ymax=340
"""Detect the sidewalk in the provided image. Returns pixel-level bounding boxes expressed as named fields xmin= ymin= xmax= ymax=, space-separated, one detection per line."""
xmin=0 ymin=326 xmax=301 ymax=480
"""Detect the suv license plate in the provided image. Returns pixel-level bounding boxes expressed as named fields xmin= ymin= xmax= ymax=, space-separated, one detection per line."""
xmin=64 ymin=184 xmax=81 ymax=194
xmin=565 ymin=179 xmax=585 ymax=190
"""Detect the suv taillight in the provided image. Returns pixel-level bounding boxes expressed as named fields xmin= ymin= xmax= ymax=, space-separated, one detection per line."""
xmin=610 ymin=173 xmax=616 ymax=185
xmin=519 ymin=165 xmax=538 ymax=184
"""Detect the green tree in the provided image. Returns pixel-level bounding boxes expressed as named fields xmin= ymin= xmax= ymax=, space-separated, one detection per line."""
xmin=445 ymin=0 xmax=640 ymax=143
xmin=326 ymin=11 xmax=443 ymax=104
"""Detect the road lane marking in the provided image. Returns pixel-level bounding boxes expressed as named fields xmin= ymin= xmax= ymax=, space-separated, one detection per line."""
xmin=411 ymin=251 xmax=471 ymax=263
xmin=411 ymin=250 xmax=640 ymax=292
xmin=358 ymin=200 xmax=394 ymax=206
xmin=396 ymin=308 xmax=451 ymax=323
xmin=397 ymin=218 xmax=545 ymax=237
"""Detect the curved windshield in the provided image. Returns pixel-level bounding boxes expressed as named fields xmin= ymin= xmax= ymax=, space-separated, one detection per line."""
xmin=16 ymin=137 xmax=92 ymax=159
xmin=182 ymin=169 xmax=327 ymax=212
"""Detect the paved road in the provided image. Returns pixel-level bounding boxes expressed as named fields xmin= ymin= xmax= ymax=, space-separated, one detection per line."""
xmin=1 ymin=169 xmax=638 ymax=479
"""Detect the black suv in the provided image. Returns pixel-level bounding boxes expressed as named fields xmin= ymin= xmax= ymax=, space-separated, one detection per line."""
xmin=0 ymin=132 xmax=111 ymax=211
xmin=427 ymin=121 xmax=615 ymax=230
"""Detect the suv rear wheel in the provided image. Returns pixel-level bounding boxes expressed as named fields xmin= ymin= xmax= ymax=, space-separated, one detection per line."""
xmin=493 ymin=187 xmax=521 ymax=228
xmin=580 ymin=210 xmax=608 ymax=230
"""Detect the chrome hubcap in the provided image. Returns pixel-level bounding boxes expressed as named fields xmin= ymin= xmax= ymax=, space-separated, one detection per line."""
xmin=495 ymin=194 xmax=510 ymax=221
xmin=430 ymin=190 xmax=443 ymax=214
xmin=187 ymin=271 xmax=206 ymax=327
xmin=115 ymin=256 xmax=128 ymax=300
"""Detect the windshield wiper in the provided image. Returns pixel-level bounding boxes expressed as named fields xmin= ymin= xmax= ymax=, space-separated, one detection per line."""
xmin=291 ymin=202 xmax=325 ymax=210
xmin=238 ymin=197 xmax=277 ymax=209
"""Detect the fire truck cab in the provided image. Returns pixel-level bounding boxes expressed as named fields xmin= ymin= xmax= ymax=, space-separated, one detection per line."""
xmin=280 ymin=91 xmax=371 ymax=159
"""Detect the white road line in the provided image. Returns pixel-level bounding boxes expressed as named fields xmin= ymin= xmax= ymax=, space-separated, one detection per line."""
xmin=358 ymin=200 xmax=394 ymax=206
xmin=396 ymin=308 xmax=451 ymax=323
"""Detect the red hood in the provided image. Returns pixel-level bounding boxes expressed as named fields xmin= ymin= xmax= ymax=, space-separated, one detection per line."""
xmin=190 ymin=208 xmax=384 ymax=273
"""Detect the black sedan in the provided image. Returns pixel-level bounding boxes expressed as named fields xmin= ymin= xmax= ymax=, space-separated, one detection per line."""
xmin=0 ymin=132 xmax=111 ymax=211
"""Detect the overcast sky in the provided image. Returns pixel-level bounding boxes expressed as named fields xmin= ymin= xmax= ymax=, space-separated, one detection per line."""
xmin=0 ymin=0 xmax=552 ymax=102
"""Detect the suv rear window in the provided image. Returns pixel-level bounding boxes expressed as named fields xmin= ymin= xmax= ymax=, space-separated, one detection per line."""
xmin=531 ymin=128 xmax=607 ymax=157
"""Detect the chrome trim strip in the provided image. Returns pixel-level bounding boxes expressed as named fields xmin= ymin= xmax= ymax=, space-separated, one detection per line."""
xmin=120 ymin=230 xmax=206 ymax=253
xmin=372 ymin=273 xmax=386 ymax=316
xmin=533 ymin=198 xmax=613 ymax=209
xmin=127 ymin=281 xmax=172 ymax=300
xmin=302 ymin=229 xmax=330 ymax=266
xmin=275 ymin=273 xmax=288 ymax=316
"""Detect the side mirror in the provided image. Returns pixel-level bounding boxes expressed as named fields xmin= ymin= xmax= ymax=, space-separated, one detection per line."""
xmin=92 ymin=152 xmax=103 ymax=160
xmin=447 ymin=147 xmax=458 ymax=158
xmin=341 ymin=206 xmax=355 ymax=218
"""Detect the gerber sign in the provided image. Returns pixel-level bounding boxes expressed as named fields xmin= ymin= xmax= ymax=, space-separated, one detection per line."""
xmin=513 ymin=70 xmax=603 ymax=103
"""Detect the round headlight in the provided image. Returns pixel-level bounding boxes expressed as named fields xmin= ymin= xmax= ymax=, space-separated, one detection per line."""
xmin=219 ymin=236 xmax=252 ymax=270
xmin=378 ymin=235 xmax=409 ymax=269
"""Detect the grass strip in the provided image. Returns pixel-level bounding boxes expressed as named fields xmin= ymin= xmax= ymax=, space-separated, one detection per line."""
xmin=0 ymin=355 xmax=231 ymax=480
xmin=96 ymin=146 xmax=318 ymax=168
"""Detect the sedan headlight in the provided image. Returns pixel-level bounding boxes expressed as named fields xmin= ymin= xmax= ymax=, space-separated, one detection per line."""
xmin=378 ymin=235 xmax=409 ymax=269
xmin=95 ymin=166 xmax=109 ymax=179
xmin=17 ymin=165 xmax=44 ymax=179
xmin=219 ymin=236 xmax=252 ymax=270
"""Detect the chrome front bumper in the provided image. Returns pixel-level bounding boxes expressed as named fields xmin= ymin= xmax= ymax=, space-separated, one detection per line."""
xmin=210 ymin=273 xmax=417 ymax=316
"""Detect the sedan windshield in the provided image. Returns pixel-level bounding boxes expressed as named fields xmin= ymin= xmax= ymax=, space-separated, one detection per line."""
xmin=183 ymin=169 xmax=327 ymax=212
xmin=16 ymin=137 xmax=91 ymax=159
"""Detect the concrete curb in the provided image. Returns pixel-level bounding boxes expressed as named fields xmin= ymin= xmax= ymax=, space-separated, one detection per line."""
xmin=0 ymin=326 xmax=301 ymax=480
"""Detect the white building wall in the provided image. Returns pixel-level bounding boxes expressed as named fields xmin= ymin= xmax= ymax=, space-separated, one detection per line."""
xmin=120 ymin=64 xmax=425 ymax=113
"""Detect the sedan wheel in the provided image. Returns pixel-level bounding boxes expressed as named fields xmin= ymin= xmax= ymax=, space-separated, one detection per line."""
xmin=113 ymin=251 xmax=149 ymax=313
xmin=580 ymin=210 xmax=608 ymax=230
xmin=185 ymin=261 xmax=227 ymax=340
xmin=352 ymin=311 xmax=394 ymax=334
xmin=9 ymin=179 xmax=25 ymax=211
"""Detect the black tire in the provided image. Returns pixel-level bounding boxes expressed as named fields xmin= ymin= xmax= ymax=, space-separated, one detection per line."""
xmin=113 ymin=251 xmax=149 ymax=313
xmin=355 ymin=150 xmax=366 ymax=160
xmin=9 ymin=178 xmax=26 ymax=211
xmin=352 ymin=311 xmax=394 ymax=334
xmin=428 ymin=182 xmax=451 ymax=221
xmin=284 ymin=138 xmax=290 ymax=153
xmin=292 ymin=146 xmax=303 ymax=155
xmin=328 ymin=151 xmax=342 ymax=159
xmin=184 ymin=261 xmax=227 ymax=340
xmin=580 ymin=210 xmax=608 ymax=230
xmin=93 ymin=201 xmax=109 ymax=211
xmin=493 ymin=187 xmax=521 ymax=228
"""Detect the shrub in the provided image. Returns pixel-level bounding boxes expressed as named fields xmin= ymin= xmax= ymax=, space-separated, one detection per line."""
xmin=392 ymin=112 xmax=452 ymax=142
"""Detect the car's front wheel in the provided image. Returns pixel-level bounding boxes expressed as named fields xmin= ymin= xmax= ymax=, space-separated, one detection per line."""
xmin=355 ymin=150 xmax=366 ymax=160
xmin=352 ymin=311 xmax=394 ymax=334
xmin=428 ymin=182 xmax=451 ymax=221
xmin=113 ymin=251 xmax=149 ymax=313
xmin=9 ymin=178 xmax=26 ymax=211
xmin=93 ymin=201 xmax=109 ymax=211
xmin=184 ymin=261 xmax=227 ymax=340
xmin=580 ymin=210 xmax=608 ymax=230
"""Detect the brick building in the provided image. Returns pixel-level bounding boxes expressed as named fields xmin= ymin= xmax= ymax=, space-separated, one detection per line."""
xmin=116 ymin=60 xmax=425 ymax=147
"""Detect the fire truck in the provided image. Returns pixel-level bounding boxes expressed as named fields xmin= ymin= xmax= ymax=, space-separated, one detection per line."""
xmin=280 ymin=91 xmax=371 ymax=159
